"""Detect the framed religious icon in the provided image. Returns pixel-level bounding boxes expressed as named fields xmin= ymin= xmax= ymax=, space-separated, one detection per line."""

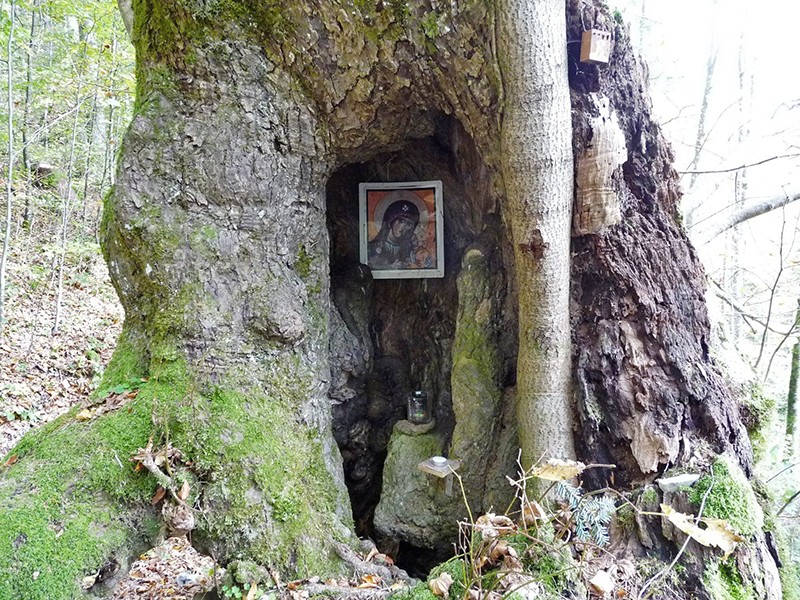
xmin=359 ymin=181 xmax=444 ymax=279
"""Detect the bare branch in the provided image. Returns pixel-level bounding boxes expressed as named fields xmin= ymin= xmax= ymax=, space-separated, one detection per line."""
xmin=680 ymin=153 xmax=800 ymax=175
xmin=696 ymin=189 xmax=800 ymax=245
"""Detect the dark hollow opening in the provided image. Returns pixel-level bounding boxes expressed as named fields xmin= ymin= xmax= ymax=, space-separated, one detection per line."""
xmin=326 ymin=114 xmax=516 ymax=576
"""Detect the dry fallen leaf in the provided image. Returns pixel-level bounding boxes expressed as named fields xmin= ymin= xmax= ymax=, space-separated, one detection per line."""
xmin=531 ymin=458 xmax=586 ymax=481
xmin=3 ymin=454 xmax=18 ymax=467
xmin=389 ymin=581 xmax=408 ymax=591
xmin=358 ymin=574 xmax=382 ymax=588
xmin=151 ymin=487 xmax=167 ymax=506
xmin=246 ymin=582 xmax=259 ymax=600
xmin=364 ymin=546 xmax=379 ymax=562
xmin=521 ymin=497 xmax=548 ymax=525
xmin=589 ymin=569 xmax=615 ymax=597
xmin=503 ymin=553 xmax=524 ymax=573
xmin=476 ymin=513 xmax=515 ymax=540
xmin=699 ymin=517 xmax=746 ymax=559
xmin=81 ymin=573 xmax=98 ymax=590
xmin=178 ymin=480 xmax=190 ymax=501
xmin=661 ymin=504 xmax=744 ymax=558
xmin=75 ymin=408 xmax=94 ymax=421
xmin=428 ymin=572 xmax=453 ymax=596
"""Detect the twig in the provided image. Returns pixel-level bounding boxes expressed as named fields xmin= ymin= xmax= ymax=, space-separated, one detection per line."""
xmin=764 ymin=299 xmax=800 ymax=383
xmin=679 ymin=153 xmax=800 ymax=175
xmin=753 ymin=209 xmax=788 ymax=371
xmin=777 ymin=489 xmax=800 ymax=517
xmin=637 ymin=466 xmax=715 ymax=600
xmin=766 ymin=461 xmax=799 ymax=483
xmin=302 ymin=583 xmax=392 ymax=599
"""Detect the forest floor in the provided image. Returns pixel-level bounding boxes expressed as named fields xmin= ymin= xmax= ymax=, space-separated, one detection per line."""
xmin=0 ymin=221 xmax=122 ymax=457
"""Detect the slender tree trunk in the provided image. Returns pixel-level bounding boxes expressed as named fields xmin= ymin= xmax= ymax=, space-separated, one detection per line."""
xmin=97 ymin=31 xmax=118 ymax=197
xmin=683 ymin=7 xmax=718 ymax=228
xmin=21 ymin=3 xmax=36 ymax=230
xmin=52 ymin=37 xmax=88 ymax=334
xmin=727 ymin=35 xmax=751 ymax=346
xmin=497 ymin=0 xmax=575 ymax=466
xmin=1 ymin=0 xmax=16 ymax=332
xmin=81 ymin=85 xmax=99 ymax=222
xmin=788 ymin=335 xmax=799 ymax=457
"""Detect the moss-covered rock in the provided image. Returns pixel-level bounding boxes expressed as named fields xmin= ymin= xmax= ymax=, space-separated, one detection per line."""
xmin=0 ymin=385 xmax=158 ymax=598
xmin=689 ymin=455 xmax=763 ymax=538
xmin=373 ymin=421 xmax=460 ymax=549
xmin=705 ymin=558 xmax=755 ymax=600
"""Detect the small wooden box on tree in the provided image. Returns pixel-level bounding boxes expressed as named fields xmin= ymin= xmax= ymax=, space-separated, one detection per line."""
xmin=580 ymin=29 xmax=611 ymax=64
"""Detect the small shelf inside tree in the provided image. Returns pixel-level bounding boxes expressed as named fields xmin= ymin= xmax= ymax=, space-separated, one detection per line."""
xmin=417 ymin=457 xmax=461 ymax=478
xmin=418 ymin=457 xmax=461 ymax=496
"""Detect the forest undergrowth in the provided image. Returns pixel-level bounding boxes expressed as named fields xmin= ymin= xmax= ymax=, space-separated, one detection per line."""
xmin=0 ymin=211 xmax=121 ymax=456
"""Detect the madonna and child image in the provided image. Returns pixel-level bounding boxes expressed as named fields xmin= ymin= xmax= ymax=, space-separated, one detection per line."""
xmin=359 ymin=181 xmax=444 ymax=279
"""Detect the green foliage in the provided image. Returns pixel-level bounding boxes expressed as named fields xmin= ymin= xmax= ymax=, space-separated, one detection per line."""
xmin=740 ymin=382 xmax=776 ymax=461
xmin=641 ymin=485 xmax=659 ymax=505
xmin=555 ymin=481 xmax=615 ymax=546
xmin=775 ymin=526 xmax=800 ymax=600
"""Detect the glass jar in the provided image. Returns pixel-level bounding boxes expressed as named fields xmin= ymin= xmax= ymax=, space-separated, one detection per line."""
xmin=407 ymin=390 xmax=431 ymax=424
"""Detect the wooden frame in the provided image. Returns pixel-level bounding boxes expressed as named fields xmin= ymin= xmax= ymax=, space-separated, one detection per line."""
xmin=359 ymin=180 xmax=444 ymax=279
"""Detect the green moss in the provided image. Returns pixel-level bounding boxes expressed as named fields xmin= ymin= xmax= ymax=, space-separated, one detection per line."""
xmin=158 ymin=358 xmax=348 ymax=577
xmin=295 ymin=244 xmax=313 ymax=279
xmin=689 ymin=456 xmax=763 ymax=538
xmin=641 ymin=485 xmax=659 ymax=505
xmin=0 ymin=328 xmax=353 ymax=597
xmin=740 ymin=383 xmax=775 ymax=461
xmin=525 ymin=547 xmax=576 ymax=595
xmin=615 ymin=503 xmax=636 ymax=534
xmin=393 ymin=581 xmax=438 ymax=600
xmin=389 ymin=0 xmax=410 ymax=25
xmin=0 ymin=394 xmax=158 ymax=598
xmin=188 ymin=224 xmax=219 ymax=257
xmin=94 ymin=327 xmax=149 ymax=398
xmin=421 ymin=11 xmax=439 ymax=39
xmin=704 ymin=559 xmax=754 ymax=600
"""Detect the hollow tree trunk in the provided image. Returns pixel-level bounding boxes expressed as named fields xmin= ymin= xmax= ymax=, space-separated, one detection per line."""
xmin=0 ymin=0 xmax=784 ymax=598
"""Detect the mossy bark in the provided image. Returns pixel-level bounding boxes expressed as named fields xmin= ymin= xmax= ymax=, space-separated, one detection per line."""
xmin=786 ymin=319 xmax=798 ymax=456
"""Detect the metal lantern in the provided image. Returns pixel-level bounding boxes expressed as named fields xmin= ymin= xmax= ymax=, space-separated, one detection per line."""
xmin=406 ymin=390 xmax=431 ymax=425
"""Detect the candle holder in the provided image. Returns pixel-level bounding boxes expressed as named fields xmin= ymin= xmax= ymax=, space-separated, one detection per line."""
xmin=406 ymin=390 xmax=431 ymax=425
